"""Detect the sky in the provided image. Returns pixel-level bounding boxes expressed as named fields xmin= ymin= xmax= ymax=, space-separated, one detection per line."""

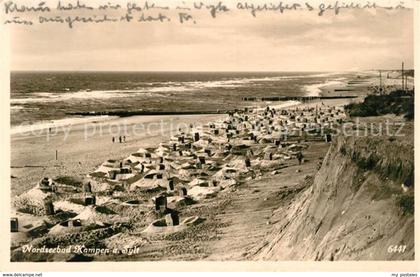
xmin=6 ymin=1 xmax=414 ymax=71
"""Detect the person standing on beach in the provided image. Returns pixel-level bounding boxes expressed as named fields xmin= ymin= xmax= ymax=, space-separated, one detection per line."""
xmin=123 ymin=136 xmax=126 ymax=143
xmin=297 ymin=151 xmax=303 ymax=165
xmin=119 ymin=136 xmax=122 ymax=143
xmin=112 ymin=137 xmax=115 ymax=143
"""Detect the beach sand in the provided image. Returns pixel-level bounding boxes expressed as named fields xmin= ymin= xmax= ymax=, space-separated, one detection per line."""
xmin=11 ymin=72 xmax=411 ymax=261
xmin=10 ymin=97 xmax=358 ymax=197
xmin=10 ymin=72 xmax=376 ymax=197
xmin=11 ymin=114 xmax=226 ymax=196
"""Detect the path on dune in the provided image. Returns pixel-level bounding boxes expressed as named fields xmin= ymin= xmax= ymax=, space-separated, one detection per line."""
xmin=205 ymin=142 xmax=330 ymax=260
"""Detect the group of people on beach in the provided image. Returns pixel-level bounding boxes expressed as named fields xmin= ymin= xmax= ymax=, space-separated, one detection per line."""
xmin=112 ymin=136 xmax=126 ymax=143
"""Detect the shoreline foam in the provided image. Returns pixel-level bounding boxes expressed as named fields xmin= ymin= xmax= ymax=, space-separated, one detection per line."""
xmin=11 ymin=115 xmax=118 ymax=136
xmin=303 ymin=79 xmax=347 ymax=97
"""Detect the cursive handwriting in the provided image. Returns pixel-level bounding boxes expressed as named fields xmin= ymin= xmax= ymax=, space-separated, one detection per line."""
xmin=2 ymin=0 xmax=410 ymax=28
xmin=236 ymin=1 xmax=301 ymax=17
xmin=4 ymin=1 xmax=50 ymax=14
xmin=193 ymin=1 xmax=229 ymax=18
xmin=318 ymin=1 xmax=377 ymax=15
xmin=126 ymin=1 xmax=169 ymax=14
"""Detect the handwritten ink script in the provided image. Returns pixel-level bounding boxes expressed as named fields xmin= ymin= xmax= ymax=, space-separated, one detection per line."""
xmin=2 ymin=0 xmax=409 ymax=28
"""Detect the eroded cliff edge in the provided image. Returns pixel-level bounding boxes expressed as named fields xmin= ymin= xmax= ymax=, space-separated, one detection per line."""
xmin=255 ymin=120 xmax=414 ymax=260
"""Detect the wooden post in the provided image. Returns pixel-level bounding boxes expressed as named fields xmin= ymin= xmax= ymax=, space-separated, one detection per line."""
xmin=402 ymin=62 xmax=404 ymax=90
xmin=379 ymin=70 xmax=382 ymax=94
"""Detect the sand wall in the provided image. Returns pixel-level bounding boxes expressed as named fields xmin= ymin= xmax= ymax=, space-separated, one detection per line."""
xmin=255 ymin=132 xmax=414 ymax=260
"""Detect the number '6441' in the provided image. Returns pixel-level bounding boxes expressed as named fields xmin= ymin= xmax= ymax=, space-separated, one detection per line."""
xmin=387 ymin=245 xmax=407 ymax=253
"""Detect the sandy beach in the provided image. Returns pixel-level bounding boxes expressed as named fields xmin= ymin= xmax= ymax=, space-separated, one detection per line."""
xmin=10 ymin=95 xmax=357 ymax=197
xmin=10 ymin=95 xmax=354 ymax=260
xmin=10 ymin=68 xmax=416 ymax=262
xmin=11 ymin=70 xmax=378 ymax=197
xmin=11 ymin=114 xmax=226 ymax=196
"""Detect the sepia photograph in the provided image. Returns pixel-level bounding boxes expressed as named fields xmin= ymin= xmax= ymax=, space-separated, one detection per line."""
xmin=1 ymin=0 xmax=416 ymax=266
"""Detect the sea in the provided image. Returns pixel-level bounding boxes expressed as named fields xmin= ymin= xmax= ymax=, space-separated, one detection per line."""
xmin=10 ymin=71 xmax=355 ymax=132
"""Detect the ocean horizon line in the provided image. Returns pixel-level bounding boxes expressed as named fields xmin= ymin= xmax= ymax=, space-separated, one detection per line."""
xmin=10 ymin=69 xmax=363 ymax=74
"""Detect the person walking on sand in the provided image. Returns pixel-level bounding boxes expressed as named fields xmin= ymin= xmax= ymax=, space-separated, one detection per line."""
xmin=123 ymin=136 xmax=126 ymax=143
xmin=297 ymin=151 xmax=303 ymax=165
xmin=119 ymin=136 xmax=122 ymax=143
xmin=112 ymin=137 xmax=115 ymax=143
